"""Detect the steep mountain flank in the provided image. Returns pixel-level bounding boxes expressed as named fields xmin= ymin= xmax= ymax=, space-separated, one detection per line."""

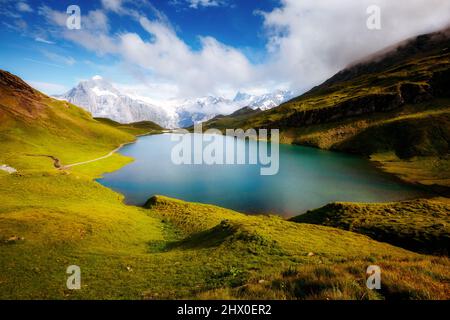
xmin=56 ymin=76 xmax=178 ymax=128
xmin=0 ymin=70 xmax=139 ymax=172
xmin=200 ymin=28 xmax=450 ymax=190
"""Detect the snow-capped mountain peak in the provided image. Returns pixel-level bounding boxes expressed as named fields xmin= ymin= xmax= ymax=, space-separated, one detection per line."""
xmin=56 ymin=76 xmax=295 ymax=128
xmin=233 ymin=92 xmax=253 ymax=102
xmin=176 ymin=90 xmax=294 ymax=127
xmin=232 ymin=89 xmax=294 ymax=111
xmin=57 ymin=78 xmax=178 ymax=128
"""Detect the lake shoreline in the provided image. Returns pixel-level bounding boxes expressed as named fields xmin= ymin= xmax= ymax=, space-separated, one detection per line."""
xmin=98 ymin=133 xmax=432 ymax=217
xmin=188 ymin=128 xmax=448 ymax=197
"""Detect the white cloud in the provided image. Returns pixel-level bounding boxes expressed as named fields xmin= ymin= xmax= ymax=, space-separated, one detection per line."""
xmin=39 ymin=6 xmax=109 ymax=32
xmin=116 ymin=16 xmax=258 ymax=98
xmin=16 ymin=2 xmax=33 ymax=13
xmin=188 ymin=0 xmax=225 ymax=9
xmin=2 ymin=19 xmax=27 ymax=32
xmin=40 ymin=0 xmax=450 ymax=101
xmin=38 ymin=5 xmax=67 ymax=27
xmin=84 ymin=10 xmax=110 ymax=32
xmin=42 ymin=51 xmax=76 ymax=66
xmin=259 ymin=0 xmax=450 ymax=91
xmin=40 ymin=6 xmax=116 ymax=55
xmin=35 ymin=37 xmax=55 ymax=44
xmin=101 ymin=0 xmax=124 ymax=13
xmin=101 ymin=0 xmax=164 ymax=22
xmin=115 ymin=82 xmax=181 ymax=106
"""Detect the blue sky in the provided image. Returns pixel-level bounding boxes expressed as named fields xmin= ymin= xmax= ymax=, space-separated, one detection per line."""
xmin=0 ymin=0 xmax=281 ymax=98
xmin=1 ymin=0 xmax=450 ymax=101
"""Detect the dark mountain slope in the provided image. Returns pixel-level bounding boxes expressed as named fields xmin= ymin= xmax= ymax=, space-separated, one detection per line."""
xmin=291 ymin=198 xmax=450 ymax=255
xmin=311 ymin=27 xmax=450 ymax=91
xmin=94 ymin=117 xmax=164 ymax=135
xmin=200 ymin=28 xmax=450 ymax=190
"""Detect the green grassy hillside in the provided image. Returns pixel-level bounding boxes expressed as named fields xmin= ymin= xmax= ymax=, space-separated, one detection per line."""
xmin=291 ymin=198 xmax=450 ymax=255
xmin=0 ymin=70 xmax=141 ymax=173
xmin=1 ymin=70 xmax=449 ymax=299
xmin=94 ymin=117 xmax=164 ymax=135
xmin=2 ymin=176 xmax=448 ymax=299
xmin=147 ymin=196 xmax=449 ymax=300
xmin=188 ymin=107 xmax=262 ymax=130
xmin=200 ymin=29 xmax=450 ymax=190
xmin=199 ymin=255 xmax=449 ymax=300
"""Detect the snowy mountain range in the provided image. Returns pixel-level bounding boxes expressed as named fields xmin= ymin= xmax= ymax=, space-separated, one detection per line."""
xmin=233 ymin=90 xmax=294 ymax=111
xmin=56 ymin=76 xmax=293 ymax=128
xmin=55 ymin=76 xmax=179 ymax=128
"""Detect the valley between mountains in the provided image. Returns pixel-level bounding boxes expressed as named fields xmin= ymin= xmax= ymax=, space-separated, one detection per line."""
xmin=55 ymin=75 xmax=293 ymax=129
xmin=0 ymin=28 xmax=449 ymax=300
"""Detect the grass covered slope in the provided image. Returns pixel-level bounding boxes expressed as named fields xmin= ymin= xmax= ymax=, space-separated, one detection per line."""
xmin=188 ymin=106 xmax=263 ymax=130
xmin=0 ymin=70 xmax=142 ymax=173
xmin=94 ymin=117 xmax=164 ymax=136
xmin=200 ymin=256 xmax=450 ymax=300
xmin=204 ymin=29 xmax=450 ymax=131
xmin=147 ymin=196 xmax=450 ymax=300
xmin=0 ymin=70 xmax=449 ymax=300
xmin=291 ymin=198 xmax=450 ymax=255
xmin=283 ymin=99 xmax=450 ymax=190
xmin=200 ymin=29 xmax=450 ymax=190
xmin=2 ymin=181 xmax=449 ymax=299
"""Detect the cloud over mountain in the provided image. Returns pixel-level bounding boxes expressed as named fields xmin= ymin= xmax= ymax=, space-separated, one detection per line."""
xmin=260 ymin=0 xmax=450 ymax=91
xmin=56 ymin=76 xmax=293 ymax=128
xmin=13 ymin=0 xmax=450 ymax=101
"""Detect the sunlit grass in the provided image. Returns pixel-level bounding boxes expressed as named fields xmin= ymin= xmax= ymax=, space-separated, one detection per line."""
xmin=1 ymin=68 xmax=449 ymax=300
xmin=292 ymin=198 xmax=450 ymax=255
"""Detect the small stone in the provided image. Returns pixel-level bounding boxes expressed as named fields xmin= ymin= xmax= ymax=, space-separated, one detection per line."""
xmin=307 ymin=252 xmax=315 ymax=257
xmin=258 ymin=280 xmax=266 ymax=284
xmin=4 ymin=235 xmax=24 ymax=243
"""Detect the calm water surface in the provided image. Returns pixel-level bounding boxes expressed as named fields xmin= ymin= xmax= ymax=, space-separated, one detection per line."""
xmin=98 ymin=134 xmax=424 ymax=217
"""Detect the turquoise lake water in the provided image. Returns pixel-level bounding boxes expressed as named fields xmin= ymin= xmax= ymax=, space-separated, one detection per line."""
xmin=98 ymin=133 xmax=425 ymax=217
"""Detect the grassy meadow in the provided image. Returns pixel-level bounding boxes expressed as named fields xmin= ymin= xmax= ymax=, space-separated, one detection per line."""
xmin=0 ymin=37 xmax=449 ymax=301
xmin=1 ymin=125 xmax=449 ymax=299
xmin=1 ymin=171 xmax=449 ymax=299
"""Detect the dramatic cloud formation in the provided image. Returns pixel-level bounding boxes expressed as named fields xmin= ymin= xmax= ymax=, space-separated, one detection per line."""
xmin=37 ymin=0 xmax=450 ymax=99
xmin=260 ymin=0 xmax=450 ymax=91
xmin=117 ymin=16 xmax=258 ymax=97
